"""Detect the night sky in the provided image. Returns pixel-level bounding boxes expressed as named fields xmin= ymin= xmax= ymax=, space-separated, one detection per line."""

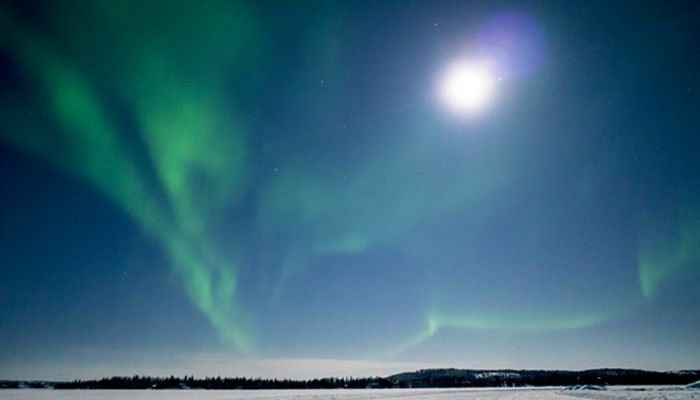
xmin=1 ymin=0 xmax=699 ymax=380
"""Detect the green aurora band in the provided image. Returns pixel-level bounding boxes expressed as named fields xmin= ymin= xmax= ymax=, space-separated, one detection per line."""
xmin=1 ymin=1 xmax=697 ymax=356
xmin=386 ymin=308 xmax=629 ymax=358
xmin=638 ymin=208 xmax=700 ymax=300
xmin=0 ymin=1 xmax=259 ymax=351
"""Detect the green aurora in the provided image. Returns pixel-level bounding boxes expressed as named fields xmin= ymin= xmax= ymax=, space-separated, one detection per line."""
xmin=1 ymin=1 xmax=698 ymax=361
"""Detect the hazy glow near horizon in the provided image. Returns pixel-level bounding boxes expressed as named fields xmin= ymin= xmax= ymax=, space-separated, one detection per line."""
xmin=439 ymin=62 xmax=496 ymax=115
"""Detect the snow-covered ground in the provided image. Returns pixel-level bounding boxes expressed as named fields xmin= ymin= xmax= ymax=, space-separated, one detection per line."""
xmin=0 ymin=387 xmax=697 ymax=400
xmin=560 ymin=385 xmax=700 ymax=400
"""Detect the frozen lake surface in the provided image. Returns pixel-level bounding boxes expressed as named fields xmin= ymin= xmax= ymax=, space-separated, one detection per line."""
xmin=0 ymin=387 xmax=698 ymax=400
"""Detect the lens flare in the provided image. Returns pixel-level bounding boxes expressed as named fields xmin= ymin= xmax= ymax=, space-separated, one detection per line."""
xmin=478 ymin=11 xmax=546 ymax=79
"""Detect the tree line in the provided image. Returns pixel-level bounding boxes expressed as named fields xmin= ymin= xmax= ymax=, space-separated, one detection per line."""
xmin=52 ymin=375 xmax=396 ymax=390
xmin=2 ymin=368 xmax=698 ymax=389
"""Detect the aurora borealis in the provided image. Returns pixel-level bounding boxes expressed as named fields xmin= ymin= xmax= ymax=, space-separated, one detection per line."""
xmin=1 ymin=1 xmax=699 ymax=379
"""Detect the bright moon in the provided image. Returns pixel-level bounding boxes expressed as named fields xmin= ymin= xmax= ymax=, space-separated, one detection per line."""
xmin=439 ymin=61 xmax=496 ymax=115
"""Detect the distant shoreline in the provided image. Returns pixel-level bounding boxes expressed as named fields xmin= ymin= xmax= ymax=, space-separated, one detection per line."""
xmin=3 ymin=368 xmax=699 ymax=390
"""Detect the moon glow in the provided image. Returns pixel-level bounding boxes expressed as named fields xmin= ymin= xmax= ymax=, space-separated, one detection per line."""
xmin=439 ymin=61 xmax=496 ymax=115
